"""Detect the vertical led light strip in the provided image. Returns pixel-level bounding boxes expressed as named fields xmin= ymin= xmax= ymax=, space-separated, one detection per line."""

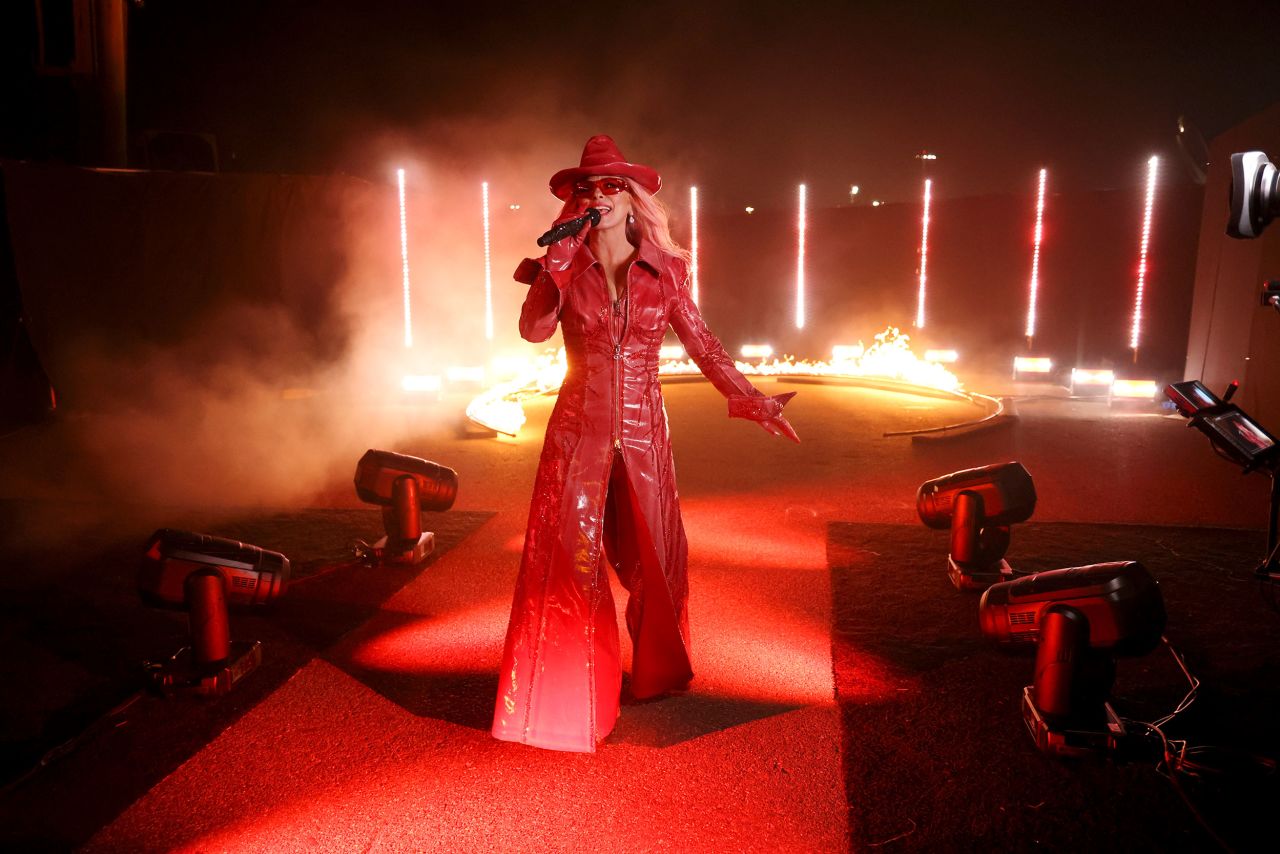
xmin=1129 ymin=156 xmax=1159 ymax=355
xmin=482 ymin=181 xmax=493 ymax=341
xmin=796 ymin=183 xmax=807 ymax=330
xmin=690 ymin=185 xmax=700 ymax=305
xmin=915 ymin=178 xmax=932 ymax=329
xmin=398 ymin=168 xmax=412 ymax=348
xmin=1025 ymin=168 xmax=1048 ymax=342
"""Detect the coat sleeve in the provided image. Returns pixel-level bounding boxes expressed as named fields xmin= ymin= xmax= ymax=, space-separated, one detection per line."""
xmin=667 ymin=258 xmax=764 ymax=405
xmin=515 ymin=257 xmax=563 ymax=343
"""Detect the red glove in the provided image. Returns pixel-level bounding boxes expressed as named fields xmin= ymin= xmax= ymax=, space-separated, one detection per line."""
xmin=543 ymin=204 xmax=594 ymax=287
xmin=728 ymin=391 xmax=800 ymax=442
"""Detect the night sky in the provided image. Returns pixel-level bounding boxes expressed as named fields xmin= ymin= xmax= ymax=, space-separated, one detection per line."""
xmin=118 ymin=0 xmax=1280 ymax=208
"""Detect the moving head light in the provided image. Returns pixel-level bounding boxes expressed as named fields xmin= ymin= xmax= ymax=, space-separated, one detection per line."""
xmin=139 ymin=529 xmax=290 ymax=608
xmin=917 ymin=462 xmax=1037 ymax=590
xmin=979 ymin=561 xmax=1165 ymax=655
xmin=1228 ymin=151 xmax=1280 ymax=239
xmin=354 ymin=449 xmax=459 ymax=565
xmin=138 ymin=530 xmax=286 ymax=695
xmin=979 ymin=561 xmax=1166 ymax=757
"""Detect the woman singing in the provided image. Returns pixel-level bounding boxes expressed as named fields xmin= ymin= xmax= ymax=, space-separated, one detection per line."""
xmin=492 ymin=135 xmax=799 ymax=752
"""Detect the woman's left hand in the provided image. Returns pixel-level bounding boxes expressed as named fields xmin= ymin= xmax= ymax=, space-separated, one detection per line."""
xmin=727 ymin=390 xmax=800 ymax=442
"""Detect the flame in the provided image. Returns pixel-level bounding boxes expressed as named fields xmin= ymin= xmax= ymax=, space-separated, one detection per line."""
xmin=465 ymin=349 xmax=568 ymax=435
xmin=466 ymin=327 xmax=960 ymax=435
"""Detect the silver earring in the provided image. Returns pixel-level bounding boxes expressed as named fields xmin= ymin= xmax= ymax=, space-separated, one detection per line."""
xmin=627 ymin=213 xmax=635 ymax=225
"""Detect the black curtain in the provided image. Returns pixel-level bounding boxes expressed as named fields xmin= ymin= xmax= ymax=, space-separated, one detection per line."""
xmin=0 ymin=171 xmax=55 ymax=435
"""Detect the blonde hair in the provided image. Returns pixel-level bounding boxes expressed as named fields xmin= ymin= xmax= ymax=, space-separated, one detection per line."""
xmin=558 ymin=180 xmax=692 ymax=266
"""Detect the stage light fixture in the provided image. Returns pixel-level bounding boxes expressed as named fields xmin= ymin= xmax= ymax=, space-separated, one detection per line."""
xmin=1069 ymin=368 xmax=1115 ymax=396
xmin=140 ymin=529 xmax=290 ymax=608
xmin=1013 ymin=356 xmax=1053 ymax=381
xmin=917 ymin=461 xmax=1037 ymax=590
xmin=740 ymin=343 xmax=774 ymax=359
xmin=354 ymin=449 xmax=459 ymax=565
xmin=979 ymin=561 xmax=1166 ymax=756
xmin=796 ymin=183 xmax=807 ymax=330
xmin=1130 ymin=156 xmax=1159 ymax=357
xmin=1025 ymin=169 xmax=1048 ymax=343
xmin=397 ymin=168 xmax=413 ymax=349
xmin=138 ymin=530 xmax=287 ymax=695
xmin=1228 ymin=151 xmax=1280 ymax=238
xmin=1110 ymin=378 xmax=1159 ymax=400
xmin=482 ymin=182 xmax=493 ymax=341
xmin=915 ymin=179 xmax=932 ymax=329
xmin=690 ymin=186 xmax=700 ymax=305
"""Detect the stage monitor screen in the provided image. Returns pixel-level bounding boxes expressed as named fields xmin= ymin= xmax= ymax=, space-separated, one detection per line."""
xmin=1165 ymin=380 xmax=1222 ymax=416
xmin=1201 ymin=409 xmax=1278 ymax=464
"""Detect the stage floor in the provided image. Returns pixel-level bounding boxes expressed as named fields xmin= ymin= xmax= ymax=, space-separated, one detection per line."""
xmin=0 ymin=379 xmax=1273 ymax=851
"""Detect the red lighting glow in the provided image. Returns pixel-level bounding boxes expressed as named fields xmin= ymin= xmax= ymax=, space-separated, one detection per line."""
xmin=1130 ymin=156 xmax=1159 ymax=354
xmin=397 ymin=168 xmax=412 ymax=348
xmin=482 ymin=181 xmax=493 ymax=341
xmin=796 ymin=183 xmax=807 ymax=329
xmin=915 ymin=179 xmax=932 ymax=329
xmin=1025 ymin=168 xmax=1047 ymax=341
xmin=690 ymin=185 xmax=700 ymax=305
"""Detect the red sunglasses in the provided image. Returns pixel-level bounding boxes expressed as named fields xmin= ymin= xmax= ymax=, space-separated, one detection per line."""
xmin=571 ymin=177 xmax=631 ymax=197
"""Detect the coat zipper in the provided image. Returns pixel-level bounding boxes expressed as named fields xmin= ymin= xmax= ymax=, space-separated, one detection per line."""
xmin=610 ymin=266 xmax=631 ymax=454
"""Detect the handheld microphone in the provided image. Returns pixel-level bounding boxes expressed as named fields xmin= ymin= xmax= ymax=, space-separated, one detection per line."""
xmin=537 ymin=208 xmax=601 ymax=247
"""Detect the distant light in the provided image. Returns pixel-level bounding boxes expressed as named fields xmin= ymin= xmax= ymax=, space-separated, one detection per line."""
xmin=401 ymin=374 xmax=442 ymax=392
xmin=398 ymin=168 xmax=412 ymax=349
xmin=915 ymin=151 xmax=938 ymax=161
xmin=850 ymin=184 xmax=860 ymax=196
xmin=925 ymin=349 xmax=959 ymax=364
xmin=690 ymin=186 xmax=700 ymax=306
xmin=1013 ymin=356 xmax=1053 ymax=374
xmin=482 ymin=181 xmax=493 ymax=341
xmin=1025 ymin=168 xmax=1048 ymax=340
xmin=1130 ymin=156 xmax=1160 ymax=354
xmin=745 ymin=206 xmax=755 ymax=214
xmin=508 ymin=203 xmax=521 ymax=211
xmin=1112 ymin=378 xmax=1159 ymax=399
xmin=796 ymin=183 xmax=807 ymax=330
xmin=659 ymin=344 xmax=686 ymax=361
xmin=915 ymin=178 xmax=932 ymax=329
xmin=740 ymin=343 xmax=774 ymax=359
xmin=446 ymin=365 xmax=486 ymax=384
xmin=489 ymin=354 xmax=531 ymax=378
xmin=872 ymin=200 xmax=882 ymax=207
xmin=1070 ymin=368 xmax=1115 ymax=387
xmin=831 ymin=344 xmax=864 ymax=362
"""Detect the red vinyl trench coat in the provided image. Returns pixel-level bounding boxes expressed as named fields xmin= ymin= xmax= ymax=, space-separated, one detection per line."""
xmin=491 ymin=236 xmax=785 ymax=753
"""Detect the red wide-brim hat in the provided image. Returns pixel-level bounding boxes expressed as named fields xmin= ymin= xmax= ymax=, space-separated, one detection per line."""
xmin=549 ymin=134 xmax=662 ymax=200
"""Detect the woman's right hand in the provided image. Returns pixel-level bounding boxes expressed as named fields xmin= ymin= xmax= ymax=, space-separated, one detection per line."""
xmin=544 ymin=206 xmax=593 ymax=279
